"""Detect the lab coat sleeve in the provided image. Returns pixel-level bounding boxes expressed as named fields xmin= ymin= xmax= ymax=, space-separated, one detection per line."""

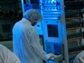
xmin=78 ymin=57 xmax=84 ymax=63
xmin=0 ymin=44 xmax=21 ymax=63
xmin=30 ymin=31 xmax=49 ymax=61
xmin=73 ymin=51 xmax=84 ymax=63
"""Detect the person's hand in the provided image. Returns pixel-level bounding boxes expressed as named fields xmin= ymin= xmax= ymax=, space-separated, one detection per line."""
xmin=46 ymin=53 xmax=56 ymax=59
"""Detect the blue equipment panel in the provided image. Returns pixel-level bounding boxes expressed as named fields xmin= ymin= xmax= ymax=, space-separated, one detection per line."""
xmin=40 ymin=0 xmax=63 ymax=54
xmin=43 ymin=20 xmax=62 ymax=43
xmin=45 ymin=42 xmax=62 ymax=54
xmin=42 ymin=19 xmax=63 ymax=54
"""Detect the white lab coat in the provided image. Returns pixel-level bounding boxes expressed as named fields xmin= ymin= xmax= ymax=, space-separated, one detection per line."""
xmin=0 ymin=44 xmax=21 ymax=63
xmin=73 ymin=51 xmax=84 ymax=63
xmin=12 ymin=18 xmax=50 ymax=63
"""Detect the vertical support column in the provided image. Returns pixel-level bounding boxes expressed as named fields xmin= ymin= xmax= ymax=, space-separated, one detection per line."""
xmin=61 ymin=0 xmax=69 ymax=63
xmin=21 ymin=0 xmax=25 ymax=15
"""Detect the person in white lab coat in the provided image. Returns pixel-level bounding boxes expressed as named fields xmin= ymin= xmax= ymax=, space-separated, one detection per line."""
xmin=0 ymin=44 xmax=20 ymax=63
xmin=12 ymin=9 xmax=55 ymax=63
xmin=73 ymin=51 xmax=84 ymax=63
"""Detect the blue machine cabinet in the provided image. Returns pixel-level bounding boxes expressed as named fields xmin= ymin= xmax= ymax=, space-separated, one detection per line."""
xmin=40 ymin=0 xmax=62 ymax=55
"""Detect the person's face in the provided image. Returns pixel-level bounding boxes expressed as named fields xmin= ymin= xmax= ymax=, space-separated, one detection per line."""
xmin=29 ymin=20 xmax=37 ymax=26
xmin=32 ymin=22 xmax=37 ymax=26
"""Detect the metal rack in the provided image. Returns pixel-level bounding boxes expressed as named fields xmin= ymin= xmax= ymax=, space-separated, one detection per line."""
xmin=64 ymin=1 xmax=84 ymax=63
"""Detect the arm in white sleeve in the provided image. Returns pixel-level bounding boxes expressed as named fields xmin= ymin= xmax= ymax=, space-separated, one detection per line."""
xmin=0 ymin=44 xmax=21 ymax=63
xmin=30 ymin=31 xmax=50 ymax=61
xmin=78 ymin=56 xmax=84 ymax=63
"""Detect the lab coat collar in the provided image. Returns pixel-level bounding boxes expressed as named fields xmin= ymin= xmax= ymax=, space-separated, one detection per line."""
xmin=21 ymin=18 xmax=31 ymax=25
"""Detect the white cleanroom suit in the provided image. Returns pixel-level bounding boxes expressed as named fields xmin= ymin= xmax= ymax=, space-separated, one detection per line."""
xmin=12 ymin=18 xmax=54 ymax=63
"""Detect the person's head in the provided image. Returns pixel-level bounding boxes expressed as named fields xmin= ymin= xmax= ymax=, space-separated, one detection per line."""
xmin=23 ymin=9 xmax=42 ymax=26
